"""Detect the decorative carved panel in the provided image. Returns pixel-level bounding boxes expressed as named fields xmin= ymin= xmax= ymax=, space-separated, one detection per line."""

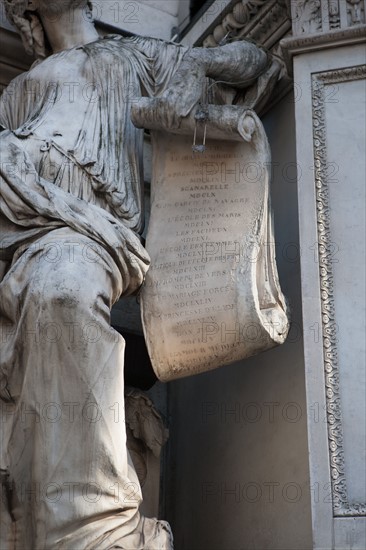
xmin=311 ymin=64 xmax=366 ymax=517
xmin=291 ymin=0 xmax=365 ymax=35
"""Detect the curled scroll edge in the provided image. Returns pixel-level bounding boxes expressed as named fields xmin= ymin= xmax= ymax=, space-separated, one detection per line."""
xmin=132 ymin=98 xmax=290 ymax=381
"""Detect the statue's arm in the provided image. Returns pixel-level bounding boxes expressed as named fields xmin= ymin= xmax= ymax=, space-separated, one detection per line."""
xmin=134 ymin=36 xmax=269 ymax=98
xmin=158 ymin=41 xmax=268 ymax=121
xmin=136 ymin=37 xmax=279 ymax=130
xmin=181 ymin=41 xmax=269 ymax=89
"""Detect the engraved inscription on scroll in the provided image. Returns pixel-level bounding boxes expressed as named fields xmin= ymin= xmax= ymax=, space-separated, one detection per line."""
xmin=132 ymin=102 xmax=290 ymax=381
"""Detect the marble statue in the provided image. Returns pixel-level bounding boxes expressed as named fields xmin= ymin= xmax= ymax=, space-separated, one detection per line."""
xmin=0 ymin=0 xmax=286 ymax=548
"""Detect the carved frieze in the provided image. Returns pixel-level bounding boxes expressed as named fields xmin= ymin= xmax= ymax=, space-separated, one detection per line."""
xmin=291 ymin=0 xmax=365 ymax=35
xmin=291 ymin=0 xmax=322 ymax=35
xmin=346 ymin=0 xmax=365 ymax=25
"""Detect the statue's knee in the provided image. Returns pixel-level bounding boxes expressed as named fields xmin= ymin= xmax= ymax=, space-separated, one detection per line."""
xmin=31 ymin=266 xmax=92 ymax=316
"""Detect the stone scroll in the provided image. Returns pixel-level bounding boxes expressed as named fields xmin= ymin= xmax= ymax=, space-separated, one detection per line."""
xmin=131 ymin=101 xmax=290 ymax=381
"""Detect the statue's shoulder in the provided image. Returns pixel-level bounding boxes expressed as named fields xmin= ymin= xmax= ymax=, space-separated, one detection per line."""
xmin=101 ymin=34 xmax=184 ymax=55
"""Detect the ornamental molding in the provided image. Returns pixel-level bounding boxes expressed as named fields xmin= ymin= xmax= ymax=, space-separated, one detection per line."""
xmin=311 ymin=64 xmax=366 ymax=517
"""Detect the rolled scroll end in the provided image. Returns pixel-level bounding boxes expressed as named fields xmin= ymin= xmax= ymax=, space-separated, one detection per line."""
xmin=132 ymin=100 xmax=261 ymax=145
xmin=238 ymin=113 xmax=257 ymax=143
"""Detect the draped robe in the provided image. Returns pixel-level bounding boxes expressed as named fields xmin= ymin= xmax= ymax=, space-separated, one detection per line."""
xmin=0 ymin=35 xmax=186 ymax=549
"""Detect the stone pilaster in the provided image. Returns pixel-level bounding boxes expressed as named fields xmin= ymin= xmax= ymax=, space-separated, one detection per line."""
xmin=281 ymin=2 xmax=366 ymax=548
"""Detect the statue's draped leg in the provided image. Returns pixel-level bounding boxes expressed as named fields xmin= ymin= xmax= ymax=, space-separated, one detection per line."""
xmin=0 ymin=133 xmax=170 ymax=549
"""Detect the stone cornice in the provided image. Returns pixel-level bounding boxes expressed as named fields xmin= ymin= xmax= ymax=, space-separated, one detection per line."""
xmin=281 ymin=24 xmax=366 ymax=73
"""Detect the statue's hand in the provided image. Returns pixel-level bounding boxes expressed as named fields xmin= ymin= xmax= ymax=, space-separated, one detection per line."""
xmin=205 ymin=41 xmax=268 ymax=88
